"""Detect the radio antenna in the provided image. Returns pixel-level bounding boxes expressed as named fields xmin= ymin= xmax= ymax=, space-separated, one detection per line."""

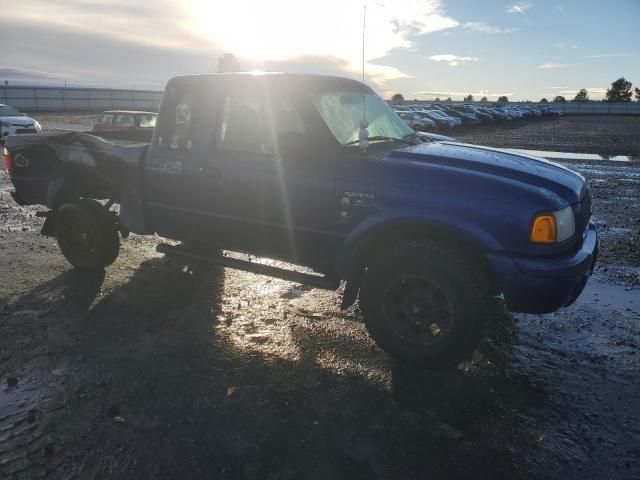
xmin=361 ymin=3 xmax=367 ymax=121
xmin=362 ymin=4 xmax=366 ymax=84
xmin=358 ymin=2 xmax=370 ymax=154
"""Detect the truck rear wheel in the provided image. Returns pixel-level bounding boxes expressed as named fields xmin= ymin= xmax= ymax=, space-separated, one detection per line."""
xmin=360 ymin=241 xmax=489 ymax=370
xmin=55 ymin=199 xmax=120 ymax=270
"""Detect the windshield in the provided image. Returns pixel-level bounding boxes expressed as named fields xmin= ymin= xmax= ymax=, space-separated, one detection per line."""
xmin=312 ymin=91 xmax=413 ymax=145
xmin=0 ymin=105 xmax=25 ymax=117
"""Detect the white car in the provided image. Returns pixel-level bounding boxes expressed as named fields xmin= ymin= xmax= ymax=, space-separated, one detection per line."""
xmin=395 ymin=110 xmax=437 ymax=131
xmin=421 ymin=109 xmax=461 ymax=128
xmin=0 ymin=104 xmax=42 ymax=142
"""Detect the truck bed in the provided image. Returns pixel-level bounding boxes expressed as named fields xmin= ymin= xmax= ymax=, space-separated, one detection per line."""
xmin=6 ymin=131 xmax=151 ymax=234
xmin=7 ymin=131 xmax=148 ymax=207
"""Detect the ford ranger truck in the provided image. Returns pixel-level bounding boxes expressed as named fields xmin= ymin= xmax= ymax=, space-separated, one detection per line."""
xmin=3 ymin=73 xmax=598 ymax=369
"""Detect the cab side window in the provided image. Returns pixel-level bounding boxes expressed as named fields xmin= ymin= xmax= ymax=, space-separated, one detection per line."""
xmin=217 ymin=93 xmax=306 ymax=156
xmin=274 ymin=97 xmax=306 ymax=136
xmin=218 ymin=95 xmax=272 ymax=155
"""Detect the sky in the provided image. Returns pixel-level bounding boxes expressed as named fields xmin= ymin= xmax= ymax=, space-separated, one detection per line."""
xmin=2 ymin=0 xmax=639 ymax=100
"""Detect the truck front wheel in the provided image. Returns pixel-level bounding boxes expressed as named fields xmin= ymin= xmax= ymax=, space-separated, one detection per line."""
xmin=55 ymin=199 xmax=120 ymax=270
xmin=360 ymin=242 xmax=489 ymax=370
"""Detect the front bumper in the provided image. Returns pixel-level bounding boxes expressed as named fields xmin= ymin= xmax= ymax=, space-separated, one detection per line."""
xmin=488 ymin=224 xmax=598 ymax=314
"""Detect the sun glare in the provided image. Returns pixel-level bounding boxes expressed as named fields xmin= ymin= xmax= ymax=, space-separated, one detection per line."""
xmin=188 ymin=0 xmax=365 ymax=60
xmin=186 ymin=0 xmax=456 ymax=83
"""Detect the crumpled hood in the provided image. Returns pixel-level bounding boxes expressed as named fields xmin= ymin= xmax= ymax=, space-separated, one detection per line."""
xmin=0 ymin=116 xmax=35 ymax=126
xmin=387 ymin=141 xmax=587 ymax=204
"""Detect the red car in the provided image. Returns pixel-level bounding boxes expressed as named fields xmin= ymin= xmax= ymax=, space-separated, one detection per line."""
xmin=92 ymin=110 xmax=157 ymax=132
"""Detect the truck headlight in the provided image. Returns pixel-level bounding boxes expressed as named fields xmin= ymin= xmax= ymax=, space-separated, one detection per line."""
xmin=531 ymin=206 xmax=575 ymax=244
xmin=554 ymin=205 xmax=576 ymax=242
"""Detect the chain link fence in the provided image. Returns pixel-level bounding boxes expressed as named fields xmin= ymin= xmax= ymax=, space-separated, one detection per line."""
xmin=0 ymin=86 xmax=163 ymax=112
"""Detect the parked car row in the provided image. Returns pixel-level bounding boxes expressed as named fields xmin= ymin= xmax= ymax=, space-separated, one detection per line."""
xmin=0 ymin=105 xmax=158 ymax=144
xmin=393 ymin=103 xmax=562 ymax=132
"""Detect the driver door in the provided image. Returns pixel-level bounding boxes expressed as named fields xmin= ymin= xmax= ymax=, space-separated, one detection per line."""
xmin=205 ymin=80 xmax=340 ymax=264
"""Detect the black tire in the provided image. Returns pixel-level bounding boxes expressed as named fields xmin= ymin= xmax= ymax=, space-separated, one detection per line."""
xmin=55 ymin=199 xmax=120 ymax=270
xmin=360 ymin=241 xmax=490 ymax=369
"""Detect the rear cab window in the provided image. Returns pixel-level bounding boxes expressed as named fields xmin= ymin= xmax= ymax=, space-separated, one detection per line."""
xmin=156 ymin=82 xmax=201 ymax=151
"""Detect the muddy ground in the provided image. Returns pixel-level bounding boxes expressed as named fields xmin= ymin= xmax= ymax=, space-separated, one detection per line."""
xmin=1 ymin=115 xmax=639 ymax=479
xmin=455 ymin=114 xmax=640 ymax=157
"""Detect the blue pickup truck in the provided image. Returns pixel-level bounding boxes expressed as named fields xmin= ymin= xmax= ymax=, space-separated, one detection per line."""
xmin=3 ymin=73 xmax=598 ymax=369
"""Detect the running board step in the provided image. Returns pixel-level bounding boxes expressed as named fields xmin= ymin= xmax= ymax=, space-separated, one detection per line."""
xmin=156 ymin=243 xmax=339 ymax=290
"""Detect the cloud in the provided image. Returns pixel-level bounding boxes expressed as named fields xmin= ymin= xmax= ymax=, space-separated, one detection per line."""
xmin=2 ymin=0 xmax=460 ymax=90
xmin=414 ymin=90 xmax=514 ymax=99
xmin=262 ymin=55 xmax=409 ymax=94
xmin=0 ymin=20 xmax=224 ymax=89
xmin=556 ymin=42 xmax=578 ymax=49
xmin=186 ymin=0 xmax=459 ymax=85
xmin=586 ymin=53 xmax=632 ymax=58
xmin=428 ymin=54 xmax=478 ymax=66
xmin=462 ymin=22 xmax=517 ymax=34
xmin=539 ymin=63 xmax=573 ymax=69
xmin=557 ymin=87 xmax=607 ymax=95
xmin=507 ymin=3 xmax=532 ymax=14
xmin=542 ymin=87 xmax=608 ymax=99
xmin=0 ymin=66 xmax=72 ymax=80
xmin=3 ymin=0 xmax=203 ymax=51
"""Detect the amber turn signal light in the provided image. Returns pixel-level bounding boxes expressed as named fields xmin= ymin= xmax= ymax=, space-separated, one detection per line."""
xmin=531 ymin=214 xmax=557 ymax=244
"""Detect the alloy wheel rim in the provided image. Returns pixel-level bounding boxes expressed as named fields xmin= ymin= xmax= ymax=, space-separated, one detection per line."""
xmin=382 ymin=274 xmax=454 ymax=347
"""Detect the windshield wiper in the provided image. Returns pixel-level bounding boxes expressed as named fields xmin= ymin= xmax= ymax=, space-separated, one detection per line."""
xmin=402 ymin=132 xmax=422 ymax=140
xmin=345 ymin=135 xmax=415 ymax=146
xmin=402 ymin=131 xmax=434 ymax=143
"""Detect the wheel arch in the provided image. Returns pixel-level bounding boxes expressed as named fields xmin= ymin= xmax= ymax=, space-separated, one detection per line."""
xmin=337 ymin=214 xmax=502 ymax=308
xmin=46 ymin=167 xmax=119 ymax=211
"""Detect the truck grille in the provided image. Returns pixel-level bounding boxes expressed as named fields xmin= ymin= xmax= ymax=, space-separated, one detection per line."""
xmin=574 ymin=190 xmax=592 ymax=234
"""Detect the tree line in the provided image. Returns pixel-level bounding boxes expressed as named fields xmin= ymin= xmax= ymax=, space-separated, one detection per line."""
xmin=544 ymin=78 xmax=639 ymax=103
xmin=392 ymin=77 xmax=640 ymax=103
xmin=216 ymin=56 xmax=639 ymax=104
